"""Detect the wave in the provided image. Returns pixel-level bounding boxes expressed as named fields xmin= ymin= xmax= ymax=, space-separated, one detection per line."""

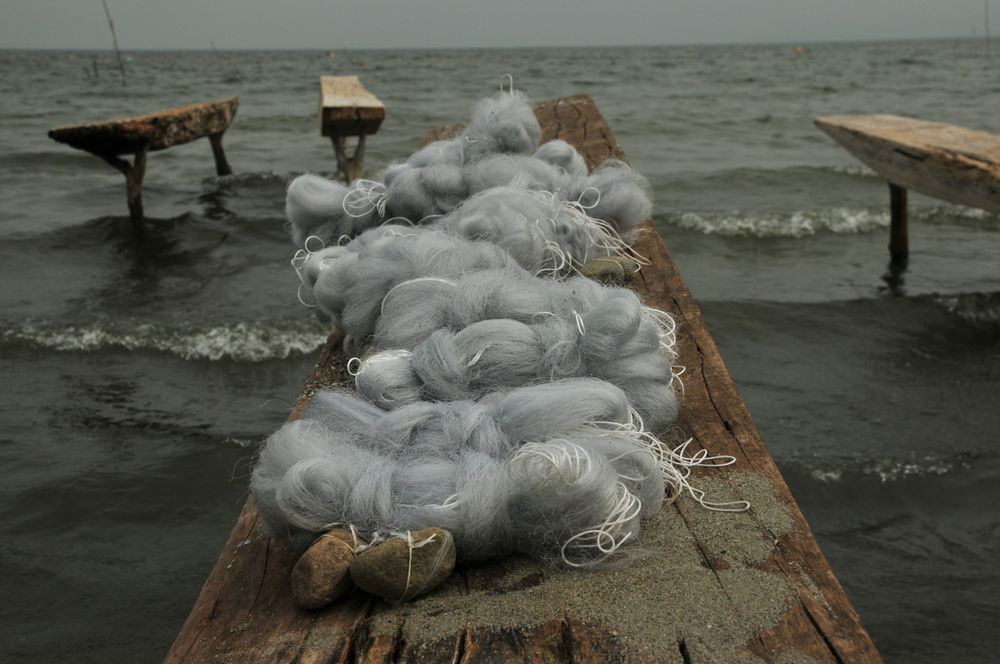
xmin=663 ymin=202 xmax=999 ymax=238
xmin=204 ymin=171 xmax=291 ymax=187
xmin=820 ymin=163 xmax=878 ymax=178
xmin=919 ymin=204 xmax=1000 ymax=224
xmin=933 ymin=292 xmax=1000 ymax=327
xmin=203 ymin=170 xmax=361 ymax=190
xmin=662 ymin=207 xmax=890 ymax=238
xmin=1 ymin=318 xmax=328 ymax=362
xmin=787 ymin=451 xmax=987 ymax=483
xmin=809 ymin=459 xmax=953 ymax=483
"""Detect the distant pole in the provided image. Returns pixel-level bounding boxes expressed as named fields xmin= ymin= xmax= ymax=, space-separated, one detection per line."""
xmin=987 ymin=0 xmax=993 ymax=58
xmin=101 ymin=0 xmax=127 ymax=83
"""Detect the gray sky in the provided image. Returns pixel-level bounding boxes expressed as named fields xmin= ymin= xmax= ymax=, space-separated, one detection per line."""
xmin=0 ymin=0 xmax=991 ymax=49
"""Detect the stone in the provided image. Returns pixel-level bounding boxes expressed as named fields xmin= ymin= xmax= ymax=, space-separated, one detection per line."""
xmin=325 ymin=527 xmax=366 ymax=550
xmin=349 ymin=528 xmax=456 ymax=602
xmin=290 ymin=533 xmax=355 ymax=610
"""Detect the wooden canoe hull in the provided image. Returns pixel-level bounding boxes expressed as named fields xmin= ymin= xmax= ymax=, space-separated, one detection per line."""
xmin=48 ymin=97 xmax=239 ymax=156
xmin=164 ymin=96 xmax=882 ymax=664
xmin=320 ymin=76 xmax=385 ymax=137
xmin=815 ymin=114 xmax=1000 ymax=214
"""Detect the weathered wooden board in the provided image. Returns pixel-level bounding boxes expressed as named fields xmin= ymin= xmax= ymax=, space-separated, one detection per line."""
xmin=165 ymin=96 xmax=881 ymax=663
xmin=48 ymin=97 xmax=239 ymax=156
xmin=320 ymin=75 xmax=385 ymax=137
xmin=815 ymin=114 xmax=1000 ymax=214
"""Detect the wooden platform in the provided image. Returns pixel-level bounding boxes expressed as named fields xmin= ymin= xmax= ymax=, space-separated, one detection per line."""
xmin=165 ymin=96 xmax=881 ymax=663
xmin=816 ymin=114 xmax=1000 ymax=262
xmin=48 ymin=97 xmax=239 ymax=231
xmin=49 ymin=97 xmax=239 ymax=157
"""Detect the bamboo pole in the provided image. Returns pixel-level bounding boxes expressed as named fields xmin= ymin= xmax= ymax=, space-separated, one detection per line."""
xmin=101 ymin=0 xmax=127 ymax=84
xmin=987 ymin=0 xmax=993 ymax=58
xmin=983 ymin=0 xmax=993 ymax=59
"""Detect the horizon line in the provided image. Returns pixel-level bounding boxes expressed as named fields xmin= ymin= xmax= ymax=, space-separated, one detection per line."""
xmin=0 ymin=34 xmax=984 ymax=52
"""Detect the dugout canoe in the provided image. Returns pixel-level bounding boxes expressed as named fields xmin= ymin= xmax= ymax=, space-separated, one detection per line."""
xmin=319 ymin=76 xmax=385 ymax=182
xmin=48 ymin=97 xmax=239 ymax=157
xmin=815 ymin=114 xmax=1000 ymax=215
xmin=165 ymin=96 xmax=882 ymax=663
xmin=816 ymin=114 xmax=1000 ymax=263
xmin=47 ymin=97 xmax=238 ymax=230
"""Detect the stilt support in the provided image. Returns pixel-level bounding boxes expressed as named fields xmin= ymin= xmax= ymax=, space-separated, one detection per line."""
xmin=888 ymin=182 xmax=908 ymax=264
xmin=101 ymin=146 xmax=149 ymax=236
xmin=320 ymin=76 xmax=384 ymax=183
xmin=331 ymin=133 xmax=367 ymax=183
xmin=48 ymin=97 xmax=240 ymax=227
xmin=209 ymin=132 xmax=233 ymax=176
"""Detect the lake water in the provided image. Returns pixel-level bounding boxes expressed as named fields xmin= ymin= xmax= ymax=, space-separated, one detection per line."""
xmin=1 ymin=40 xmax=998 ymax=662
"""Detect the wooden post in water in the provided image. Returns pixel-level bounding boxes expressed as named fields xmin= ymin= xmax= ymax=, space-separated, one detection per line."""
xmin=97 ymin=148 xmax=148 ymax=234
xmin=888 ymin=182 xmax=908 ymax=263
xmin=331 ymin=133 xmax=367 ymax=183
xmin=320 ymin=76 xmax=385 ymax=183
xmin=208 ymin=133 xmax=233 ymax=176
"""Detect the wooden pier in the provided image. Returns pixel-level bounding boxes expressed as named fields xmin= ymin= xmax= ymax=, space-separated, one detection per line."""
xmin=48 ymin=97 xmax=239 ymax=234
xmin=165 ymin=96 xmax=881 ymax=663
xmin=320 ymin=76 xmax=385 ymax=182
xmin=816 ymin=114 xmax=1000 ymax=264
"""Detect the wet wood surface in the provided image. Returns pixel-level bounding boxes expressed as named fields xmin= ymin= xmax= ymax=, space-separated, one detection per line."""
xmin=815 ymin=114 xmax=1000 ymax=214
xmin=48 ymin=97 xmax=239 ymax=156
xmin=165 ymin=96 xmax=881 ymax=663
xmin=320 ymin=75 xmax=385 ymax=137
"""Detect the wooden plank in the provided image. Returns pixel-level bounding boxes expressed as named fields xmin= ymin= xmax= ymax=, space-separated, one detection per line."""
xmin=320 ymin=75 xmax=385 ymax=137
xmin=165 ymin=96 xmax=881 ymax=663
xmin=815 ymin=114 xmax=1000 ymax=213
xmin=48 ymin=97 xmax=239 ymax=156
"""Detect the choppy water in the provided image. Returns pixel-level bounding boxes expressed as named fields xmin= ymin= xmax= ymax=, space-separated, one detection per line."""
xmin=2 ymin=41 xmax=999 ymax=662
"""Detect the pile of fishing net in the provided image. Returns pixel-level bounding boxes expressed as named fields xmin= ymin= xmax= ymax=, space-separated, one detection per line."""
xmin=250 ymin=87 xmax=746 ymax=606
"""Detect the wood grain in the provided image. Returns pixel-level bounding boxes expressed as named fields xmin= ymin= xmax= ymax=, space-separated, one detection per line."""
xmin=815 ymin=114 xmax=1000 ymax=213
xmin=165 ymin=96 xmax=881 ymax=663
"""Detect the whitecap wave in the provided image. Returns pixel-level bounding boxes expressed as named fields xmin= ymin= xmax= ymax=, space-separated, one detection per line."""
xmin=933 ymin=292 xmax=1000 ymax=327
xmin=810 ymin=460 xmax=954 ymax=483
xmin=1 ymin=318 xmax=328 ymax=362
xmin=821 ymin=163 xmax=878 ymax=178
xmin=921 ymin=204 xmax=1000 ymax=223
xmin=663 ymin=208 xmax=890 ymax=238
xmin=796 ymin=452 xmax=983 ymax=483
